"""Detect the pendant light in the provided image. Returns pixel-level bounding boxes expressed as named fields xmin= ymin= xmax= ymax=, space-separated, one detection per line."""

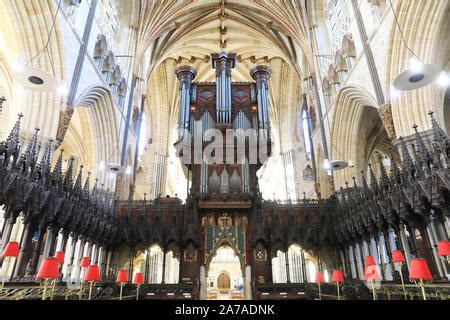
xmin=390 ymin=0 xmax=446 ymax=91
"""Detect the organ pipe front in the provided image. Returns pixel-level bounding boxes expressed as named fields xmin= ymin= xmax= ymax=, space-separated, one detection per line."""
xmin=174 ymin=52 xmax=272 ymax=208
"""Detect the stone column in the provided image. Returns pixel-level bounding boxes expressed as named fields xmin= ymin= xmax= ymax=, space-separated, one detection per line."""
xmin=244 ymin=265 xmax=252 ymax=300
xmin=379 ymin=233 xmax=393 ymax=280
xmin=104 ymin=249 xmax=111 ymax=278
xmin=399 ymin=226 xmax=412 ymax=268
xmin=66 ymin=236 xmax=78 ymax=282
xmin=128 ymin=247 xmax=136 ymax=281
xmin=355 ymin=243 xmax=364 ymax=280
xmin=28 ymin=225 xmax=45 ymax=275
xmin=426 ymin=225 xmax=445 ymax=278
xmin=430 ymin=219 xmax=450 ymax=279
xmin=371 ymin=237 xmax=385 ymax=280
xmin=73 ymin=239 xmax=86 ymax=283
xmin=348 ymin=246 xmax=357 ymax=279
xmin=199 ymin=265 xmax=207 ymax=300
xmin=285 ymin=250 xmax=291 ymax=283
xmin=0 ymin=217 xmax=15 ymax=264
xmin=41 ymin=228 xmax=56 ymax=259
xmin=161 ymin=249 xmax=166 ymax=284
xmin=91 ymin=245 xmax=98 ymax=265
xmin=13 ymin=223 xmax=32 ymax=278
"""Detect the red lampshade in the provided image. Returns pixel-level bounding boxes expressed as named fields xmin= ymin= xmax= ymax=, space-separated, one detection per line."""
xmin=409 ymin=258 xmax=432 ymax=281
xmin=331 ymin=270 xmax=344 ymax=283
xmin=392 ymin=250 xmax=405 ymax=263
xmin=365 ymin=256 xmax=376 ymax=267
xmin=54 ymin=251 xmax=65 ymax=265
xmin=438 ymin=240 xmax=450 ymax=257
xmin=36 ymin=258 xmax=60 ymax=280
xmin=2 ymin=242 xmax=20 ymax=257
xmin=364 ymin=265 xmax=381 ymax=281
xmin=133 ymin=272 xmax=144 ymax=285
xmin=315 ymin=271 xmax=325 ymax=284
xmin=80 ymin=257 xmax=90 ymax=268
xmin=116 ymin=269 xmax=129 ymax=283
xmin=84 ymin=265 xmax=101 ymax=282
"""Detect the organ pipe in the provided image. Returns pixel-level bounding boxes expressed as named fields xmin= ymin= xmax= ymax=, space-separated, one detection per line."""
xmin=176 ymin=66 xmax=197 ymax=137
xmin=250 ymin=66 xmax=273 ymax=131
xmin=212 ymin=52 xmax=236 ymax=124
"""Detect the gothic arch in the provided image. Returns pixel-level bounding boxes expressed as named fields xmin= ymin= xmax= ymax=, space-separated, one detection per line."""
xmin=205 ymin=240 xmax=245 ymax=275
xmin=330 ymin=85 xmax=394 ymax=188
xmin=59 ymin=86 xmax=120 ymax=178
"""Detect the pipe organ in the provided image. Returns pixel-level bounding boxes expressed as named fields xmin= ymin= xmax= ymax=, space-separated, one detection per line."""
xmin=173 ymin=53 xmax=274 ymax=288
xmin=212 ymin=52 xmax=236 ymax=124
xmin=175 ymin=52 xmax=272 ymax=207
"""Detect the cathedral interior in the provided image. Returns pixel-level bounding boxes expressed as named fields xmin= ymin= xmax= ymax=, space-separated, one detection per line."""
xmin=0 ymin=0 xmax=449 ymax=301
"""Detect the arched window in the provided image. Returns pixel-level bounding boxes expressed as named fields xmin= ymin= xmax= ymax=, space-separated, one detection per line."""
xmin=325 ymin=0 xmax=353 ymax=51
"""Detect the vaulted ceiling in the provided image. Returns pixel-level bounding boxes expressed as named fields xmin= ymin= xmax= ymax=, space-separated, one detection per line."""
xmin=130 ymin=0 xmax=313 ymax=199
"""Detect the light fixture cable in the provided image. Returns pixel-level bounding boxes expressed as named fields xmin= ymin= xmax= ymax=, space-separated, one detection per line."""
xmin=25 ymin=0 xmax=63 ymax=76
xmin=388 ymin=0 xmax=420 ymax=61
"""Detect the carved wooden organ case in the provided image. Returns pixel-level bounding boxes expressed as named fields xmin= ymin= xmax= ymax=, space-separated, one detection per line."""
xmin=175 ymin=52 xmax=273 ymax=209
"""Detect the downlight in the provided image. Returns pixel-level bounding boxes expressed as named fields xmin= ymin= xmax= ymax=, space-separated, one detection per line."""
xmin=328 ymin=160 xmax=349 ymax=171
xmin=394 ymin=62 xmax=441 ymax=91
xmin=13 ymin=66 xmax=58 ymax=92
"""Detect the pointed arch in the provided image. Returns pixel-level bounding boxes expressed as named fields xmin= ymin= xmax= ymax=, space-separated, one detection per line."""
xmin=59 ymin=86 xmax=120 ymax=178
xmin=330 ymin=85 xmax=396 ymax=188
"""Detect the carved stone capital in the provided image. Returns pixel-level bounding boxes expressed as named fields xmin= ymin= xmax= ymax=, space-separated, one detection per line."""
xmin=56 ymin=108 xmax=74 ymax=142
xmin=378 ymin=103 xmax=396 ymax=140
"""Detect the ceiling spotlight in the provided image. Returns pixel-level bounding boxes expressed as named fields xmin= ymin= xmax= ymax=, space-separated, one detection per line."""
xmin=437 ymin=71 xmax=449 ymax=88
xmin=394 ymin=62 xmax=441 ymax=91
